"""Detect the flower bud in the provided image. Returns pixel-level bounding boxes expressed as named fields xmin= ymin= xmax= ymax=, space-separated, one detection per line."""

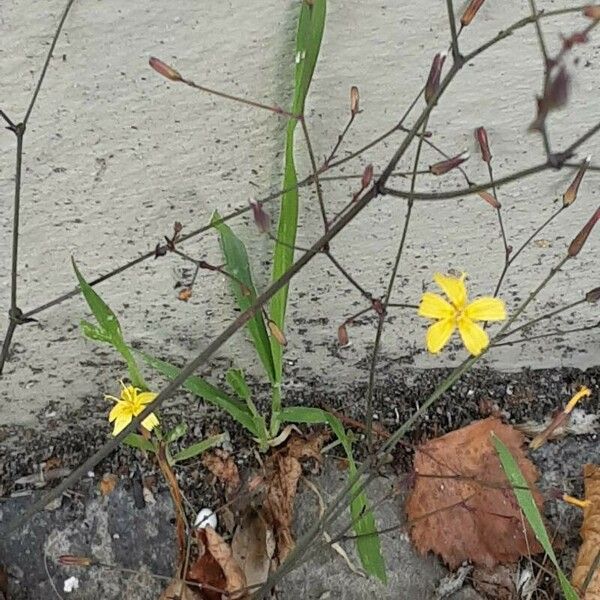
xmin=430 ymin=151 xmax=469 ymax=175
xmin=461 ymin=0 xmax=485 ymax=26
xmin=350 ymin=86 xmax=360 ymax=116
xmin=475 ymin=127 xmax=492 ymax=163
xmin=545 ymin=66 xmax=570 ymax=111
xmin=149 ymin=57 xmax=182 ymax=82
xmin=361 ymin=164 xmax=374 ymax=188
xmin=568 ymin=206 xmax=600 ymax=257
xmin=477 ymin=190 xmax=501 ymax=209
xmin=337 ymin=323 xmax=350 ymax=347
xmin=424 ymin=52 xmax=447 ymax=104
xmin=585 ymin=286 xmax=600 ymax=303
xmin=267 ymin=319 xmax=287 ymax=346
xmin=584 ymin=5 xmax=600 ymax=20
xmin=563 ymin=156 xmax=590 ymax=207
xmin=249 ymin=198 xmax=270 ymax=233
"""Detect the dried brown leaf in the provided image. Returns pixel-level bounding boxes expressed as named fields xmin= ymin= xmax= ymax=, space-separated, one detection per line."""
xmin=472 ymin=564 xmax=517 ymax=600
xmin=159 ymin=579 xmax=202 ymax=600
xmin=572 ymin=464 xmax=600 ymax=598
xmin=202 ymin=450 xmax=240 ymax=496
xmin=99 ymin=473 xmax=118 ymax=496
xmin=406 ymin=417 xmax=544 ymax=569
xmin=231 ymin=509 xmax=275 ymax=589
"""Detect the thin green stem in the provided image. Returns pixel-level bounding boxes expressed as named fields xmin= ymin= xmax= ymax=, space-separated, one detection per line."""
xmin=446 ymin=0 xmax=461 ymax=62
xmin=491 ymin=322 xmax=598 ymax=347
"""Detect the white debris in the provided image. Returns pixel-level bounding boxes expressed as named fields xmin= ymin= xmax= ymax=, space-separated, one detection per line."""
xmin=194 ymin=508 xmax=217 ymax=530
xmin=63 ymin=576 xmax=79 ymax=593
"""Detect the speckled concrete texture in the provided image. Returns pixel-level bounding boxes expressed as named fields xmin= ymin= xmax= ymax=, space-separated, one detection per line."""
xmin=0 ymin=0 xmax=598 ymax=426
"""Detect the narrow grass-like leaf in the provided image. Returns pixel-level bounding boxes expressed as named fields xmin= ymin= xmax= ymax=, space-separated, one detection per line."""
xmin=164 ymin=423 xmax=187 ymax=444
xmin=73 ymin=259 xmax=145 ymax=388
xmin=280 ymin=406 xmax=387 ymax=581
xmin=141 ymin=352 xmax=258 ymax=436
xmin=270 ymin=0 xmax=327 ymax=382
xmin=211 ymin=211 xmax=276 ymax=383
xmin=226 ymin=368 xmax=251 ymax=401
xmin=492 ymin=434 xmax=579 ymax=600
xmin=173 ymin=433 xmax=227 ymax=463
xmin=123 ymin=434 xmax=156 ymax=453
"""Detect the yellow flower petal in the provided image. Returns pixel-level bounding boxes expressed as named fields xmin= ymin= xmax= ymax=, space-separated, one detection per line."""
xmin=426 ymin=318 xmax=456 ymax=353
xmin=137 ymin=391 xmax=158 ymax=406
xmin=434 ymin=273 xmax=468 ymax=309
xmin=457 ymin=316 xmax=489 ymax=355
xmin=141 ymin=412 xmax=159 ymax=432
xmin=418 ymin=292 xmax=456 ymax=320
xmin=108 ymin=402 xmax=129 ymax=423
xmin=112 ymin=414 xmax=131 ymax=436
xmin=464 ymin=297 xmax=506 ymax=321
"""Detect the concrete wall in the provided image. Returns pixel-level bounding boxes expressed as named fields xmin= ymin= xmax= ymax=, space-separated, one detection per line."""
xmin=1 ymin=0 xmax=598 ymax=424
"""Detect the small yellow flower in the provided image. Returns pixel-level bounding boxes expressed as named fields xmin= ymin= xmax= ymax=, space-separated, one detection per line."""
xmin=106 ymin=382 xmax=159 ymax=436
xmin=418 ymin=273 xmax=506 ymax=356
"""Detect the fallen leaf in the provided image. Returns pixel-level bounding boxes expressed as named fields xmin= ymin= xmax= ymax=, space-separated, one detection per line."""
xmin=202 ymin=450 xmax=240 ymax=496
xmin=159 ymin=579 xmax=202 ymax=600
xmin=406 ymin=418 xmax=544 ymax=569
xmin=231 ymin=508 xmax=275 ymax=588
xmin=572 ymin=464 xmax=600 ymax=598
xmin=261 ymin=433 xmax=326 ymax=563
xmin=99 ymin=473 xmax=118 ymax=496
xmin=188 ymin=527 xmax=247 ymax=600
xmin=472 ymin=564 xmax=517 ymax=600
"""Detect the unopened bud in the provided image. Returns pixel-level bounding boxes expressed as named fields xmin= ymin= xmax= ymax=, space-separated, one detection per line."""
xmin=337 ymin=323 xmax=350 ymax=347
xmin=249 ymin=198 xmax=270 ymax=233
xmin=361 ymin=164 xmax=374 ymax=188
xmin=350 ymin=86 xmax=360 ymax=116
xmin=267 ymin=319 xmax=287 ymax=346
xmin=424 ymin=52 xmax=447 ymax=104
xmin=430 ymin=151 xmax=469 ymax=175
xmin=561 ymin=31 xmax=589 ymax=51
xmin=475 ymin=127 xmax=492 ymax=163
xmin=545 ymin=66 xmax=570 ymax=111
xmin=586 ymin=286 xmax=600 ymax=303
xmin=58 ymin=555 xmax=93 ymax=567
xmin=371 ymin=298 xmax=385 ymax=316
xmin=568 ymin=206 xmax=600 ymax=256
xmin=583 ymin=5 xmax=600 ymax=20
xmin=477 ymin=190 xmax=501 ymax=209
xmin=149 ymin=57 xmax=182 ymax=82
xmin=461 ymin=0 xmax=485 ymax=26
xmin=563 ymin=156 xmax=590 ymax=207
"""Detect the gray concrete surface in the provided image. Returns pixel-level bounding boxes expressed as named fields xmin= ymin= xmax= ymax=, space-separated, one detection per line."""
xmin=0 ymin=1 xmax=598 ymax=425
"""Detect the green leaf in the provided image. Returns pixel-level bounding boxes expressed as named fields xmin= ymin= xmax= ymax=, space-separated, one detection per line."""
xmin=280 ymin=406 xmax=387 ymax=582
xmin=72 ymin=258 xmax=123 ymax=342
xmin=123 ymin=433 xmax=156 ymax=453
xmin=226 ymin=368 xmax=251 ymax=401
xmin=141 ymin=352 xmax=259 ymax=437
xmin=211 ymin=211 xmax=276 ymax=383
xmin=270 ymin=0 xmax=326 ymax=383
xmin=80 ymin=319 xmax=112 ymax=344
xmin=492 ymin=434 xmax=579 ymax=600
xmin=164 ymin=423 xmax=187 ymax=444
xmin=173 ymin=433 xmax=228 ymax=463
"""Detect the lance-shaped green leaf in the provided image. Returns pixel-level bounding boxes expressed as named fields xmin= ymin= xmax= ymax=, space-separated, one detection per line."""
xmin=270 ymin=0 xmax=326 ymax=382
xmin=280 ymin=406 xmax=387 ymax=582
xmin=211 ymin=211 xmax=276 ymax=383
xmin=173 ymin=433 xmax=228 ymax=464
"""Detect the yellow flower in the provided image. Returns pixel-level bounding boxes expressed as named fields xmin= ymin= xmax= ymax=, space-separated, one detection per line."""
xmin=106 ymin=382 xmax=159 ymax=436
xmin=418 ymin=273 xmax=506 ymax=356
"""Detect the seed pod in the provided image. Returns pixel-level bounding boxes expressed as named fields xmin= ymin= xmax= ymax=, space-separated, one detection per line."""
xmin=563 ymin=156 xmax=591 ymax=207
xmin=350 ymin=86 xmax=360 ymax=116
xmin=586 ymin=286 xmax=600 ymax=303
xmin=58 ymin=555 xmax=93 ymax=567
xmin=461 ymin=0 xmax=485 ymax=26
xmin=568 ymin=206 xmax=600 ymax=257
xmin=267 ymin=319 xmax=287 ymax=346
xmin=583 ymin=5 xmax=600 ymax=20
xmin=424 ymin=52 xmax=447 ymax=104
xmin=477 ymin=190 xmax=501 ymax=209
xmin=338 ymin=323 xmax=350 ymax=347
xmin=475 ymin=127 xmax=492 ymax=163
xmin=362 ymin=164 xmax=374 ymax=188
xmin=430 ymin=151 xmax=469 ymax=175
xmin=149 ymin=57 xmax=182 ymax=82
xmin=249 ymin=198 xmax=270 ymax=233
